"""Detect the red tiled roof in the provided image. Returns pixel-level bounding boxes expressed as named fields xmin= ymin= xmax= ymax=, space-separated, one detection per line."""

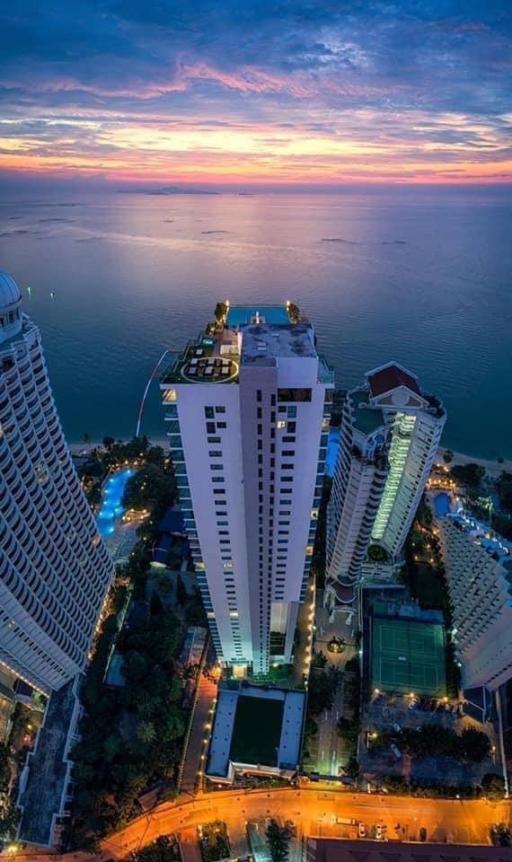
xmin=368 ymin=364 xmax=420 ymax=398
xmin=330 ymin=581 xmax=355 ymax=605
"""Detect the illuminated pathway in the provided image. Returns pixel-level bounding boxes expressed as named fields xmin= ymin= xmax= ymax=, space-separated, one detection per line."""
xmin=96 ymin=787 xmax=511 ymax=859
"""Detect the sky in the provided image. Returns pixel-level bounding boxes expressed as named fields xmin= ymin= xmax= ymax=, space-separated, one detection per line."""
xmin=1 ymin=0 xmax=511 ymax=187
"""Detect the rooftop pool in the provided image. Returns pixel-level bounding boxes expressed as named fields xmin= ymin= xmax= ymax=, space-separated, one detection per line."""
xmin=434 ymin=491 xmax=451 ymax=518
xmin=97 ymin=468 xmax=134 ymax=538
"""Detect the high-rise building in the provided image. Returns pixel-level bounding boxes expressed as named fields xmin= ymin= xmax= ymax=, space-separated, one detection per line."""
xmin=436 ymin=510 xmax=512 ymax=691
xmin=326 ymin=363 xmax=445 ymax=611
xmin=160 ymin=304 xmax=333 ymax=674
xmin=0 ymin=271 xmax=114 ymax=694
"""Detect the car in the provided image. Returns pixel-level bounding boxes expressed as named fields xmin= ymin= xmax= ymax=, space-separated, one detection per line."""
xmin=358 ymin=823 xmax=366 ymax=838
xmin=392 ymin=722 xmax=401 ymax=733
xmin=390 ymin=743 xmax=402 ymax=760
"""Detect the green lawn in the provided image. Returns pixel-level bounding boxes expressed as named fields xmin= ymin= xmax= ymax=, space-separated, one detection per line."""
xmin=230 ymin=695 xmax=283 ymax=766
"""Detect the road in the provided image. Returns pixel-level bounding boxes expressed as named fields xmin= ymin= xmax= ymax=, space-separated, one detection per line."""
xmin=97 ymin=786 xmax=511 ymax=859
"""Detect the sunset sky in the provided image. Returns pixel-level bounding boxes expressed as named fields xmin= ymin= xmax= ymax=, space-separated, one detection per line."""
xmin=1 ymin=0 xmax=511 ymax=187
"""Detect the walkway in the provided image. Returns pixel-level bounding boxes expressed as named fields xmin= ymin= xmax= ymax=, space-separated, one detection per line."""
xmin=179 ymin=659 xmax=218 ymax=796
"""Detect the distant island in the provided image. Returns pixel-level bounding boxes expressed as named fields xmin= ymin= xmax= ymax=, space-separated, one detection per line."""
xmin=118 ymin=185 xmax=220 ymax=196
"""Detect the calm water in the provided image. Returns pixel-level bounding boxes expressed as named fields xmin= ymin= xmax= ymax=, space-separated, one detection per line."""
xmin=0 ymin=188 xmax=510 ymax=458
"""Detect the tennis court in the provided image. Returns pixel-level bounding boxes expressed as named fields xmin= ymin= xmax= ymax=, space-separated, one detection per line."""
xmin=371 ymin=616 xmax=446 ymax=697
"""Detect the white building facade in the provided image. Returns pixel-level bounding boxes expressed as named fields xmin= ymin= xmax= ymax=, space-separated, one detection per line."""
xmin=160 ymin=305 xmax=333 ymax=674
xmin=326 ymin=363 xmax=445 ymax=612
xmin=437 ymin=511 xmax=512 ymax=691
xmin=0 ymin=271 xmax=114 ymax=694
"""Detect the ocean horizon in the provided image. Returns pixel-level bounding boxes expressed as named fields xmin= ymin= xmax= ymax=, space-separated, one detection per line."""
xmin=1 ymin=186 xmax=511 ymax=459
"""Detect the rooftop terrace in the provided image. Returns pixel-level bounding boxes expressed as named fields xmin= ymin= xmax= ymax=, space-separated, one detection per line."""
xmin=207 ymin=684 xmax=305 ymax=779
xmin=18 ymin=678 xmax=78 ymax=846
xmin=241 ymin=322 xmax=316 ymax=364
xmin=161 ymin=302 xmax=331 ymax=386
xmin=351 ymin=387 xmax=385 ymax=436
xmin=226 ymin=305 xmax=291 ymax=328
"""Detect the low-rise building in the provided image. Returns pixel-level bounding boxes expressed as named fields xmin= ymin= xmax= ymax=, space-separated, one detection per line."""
xmin=206 ymin=683 xmax=305 ymax=784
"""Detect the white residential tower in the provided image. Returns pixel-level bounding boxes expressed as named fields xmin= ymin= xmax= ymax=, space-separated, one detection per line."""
xmin=326 ymin=363 xmax=446 ymax=611
xmin=160 ymin=304 xmax=333 ymax=674
xmin=0 ymin=271 xmax=114 ymax=694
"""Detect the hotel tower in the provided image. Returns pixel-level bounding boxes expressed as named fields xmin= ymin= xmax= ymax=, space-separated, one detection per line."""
xmin=326 ymin=362 xmax=446 ymax=612
xmin=0 ymin=271 xmax=114 ymax=694
xmin=160 ymin=303 xmax=333 ymax=674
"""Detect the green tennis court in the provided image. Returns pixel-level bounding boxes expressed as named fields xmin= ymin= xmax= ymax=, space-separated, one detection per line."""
xmin=371 ymin=616 xmax=446 ymax=697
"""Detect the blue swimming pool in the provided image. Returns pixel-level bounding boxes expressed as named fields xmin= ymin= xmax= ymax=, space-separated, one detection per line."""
xmin=326 ymin=428 xmax=340 ymax=477
xmin=97 ymin=468 xmax=134 ymax=538
xmin=434 ymin=492 xmax=451 ymax=518
xmin=226 ymin=305 xmax=290 ymax=327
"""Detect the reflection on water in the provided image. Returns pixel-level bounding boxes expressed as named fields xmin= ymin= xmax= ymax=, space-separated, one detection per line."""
xmin=0 ymin=188 xmax=511 ymax=458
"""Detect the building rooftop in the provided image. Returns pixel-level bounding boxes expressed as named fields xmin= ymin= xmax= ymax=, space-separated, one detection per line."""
xmin=310 ymin=838 xmax=511 ymax=862
xmin=367 ymin=362 xmax=421 ymax=398
xmin=18 ymin=678 xmax=78 ymax=846
xmin=226 ymin=305 xmax=291 ymax=328
xmin=241 ymin=322 xmax=316 ymax=364
xmin=207 ymin=684 xmax=305 ymax=779
xmin=351 ymin=387 xmax=385 ymax=436
xmin=160 ymin=302 xmax=330 ymax=386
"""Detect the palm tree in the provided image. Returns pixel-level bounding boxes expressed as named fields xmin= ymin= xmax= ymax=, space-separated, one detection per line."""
xmin=265 ymin=819 xmax=291 ymax=862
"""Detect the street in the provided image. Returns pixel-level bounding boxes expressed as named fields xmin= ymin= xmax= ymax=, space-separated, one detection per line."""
xmin=97 ymin=786 xmax=511 ymax=859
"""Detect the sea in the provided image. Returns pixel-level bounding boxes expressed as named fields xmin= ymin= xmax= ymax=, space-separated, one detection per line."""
xmin=0 ymin=186 xmax=511 ymax=459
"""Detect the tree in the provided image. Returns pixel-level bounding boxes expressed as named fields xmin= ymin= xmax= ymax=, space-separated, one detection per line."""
xmin=122 ymin=463 xmax=177 ymax=512
xmin=450 ymin=463 xmax=485 ymax=488
xmin=459 ymin=727 xmax=491 ymax=762
xmin=137 ymin=720 xmax=157 ymax=744
xmin=337 ymin=717 xmax=359 ymax=746
xmin=214 ymin=302 xmax=227 ymax=322
xmin=311 ymin=650 xmax=327 ymax=668
xmin=176 ymin=573 xmax=188 ymax=606
xmin=308 ymin=666 xmax=341 ymax=715
xmin=367 ymin=544 xmax=389 ymax=562
xmin=481 ymin=773 xmax=505 ymax=800
xmin=131 ymin=835 xmax=180 ymax=862
xmin=103 ymin=436 xmax=115 ymax=449
xmin=266 ymin=818 xmax=292 ymax=862
xmin=443 ymin=449 xmax=454 ymax=464
xmin=491 ymin=823 xmax=512 ymax=847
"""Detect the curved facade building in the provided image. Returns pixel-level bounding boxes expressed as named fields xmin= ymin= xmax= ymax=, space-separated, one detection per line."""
xmin=326 ymin=363 xmax=445 ymax=615
xmin=326 ymin=386 xmax=388 ymax=611
xmin=0 ymin=271 xmax=114 ymax=694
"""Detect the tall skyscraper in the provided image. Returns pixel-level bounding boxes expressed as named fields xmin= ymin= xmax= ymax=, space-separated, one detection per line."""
xmin=436 ymin=510 xmax=512 ymax=691
xmin=0 ymin=271 xmax=114 ymax=694
xmin=160 ymin=304 xmax=333 ymax=674
xmin=326 ymin=363 xmax=445 ymax=611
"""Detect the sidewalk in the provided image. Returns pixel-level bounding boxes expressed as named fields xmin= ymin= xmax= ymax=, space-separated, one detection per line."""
xmin=180 ymin=665 xmax=218 ymax=796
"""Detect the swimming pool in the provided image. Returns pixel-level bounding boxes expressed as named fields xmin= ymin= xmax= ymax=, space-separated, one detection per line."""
xmin=97 ymin=468 xmax=134 ymax=538
xmin=434 ymin=492 xmax=451 ymax=518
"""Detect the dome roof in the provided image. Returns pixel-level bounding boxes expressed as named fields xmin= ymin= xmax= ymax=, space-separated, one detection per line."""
xmin=0 ymin=271 xmax=22 ymax=308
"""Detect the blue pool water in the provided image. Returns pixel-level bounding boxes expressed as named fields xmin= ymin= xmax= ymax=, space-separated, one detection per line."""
xmin=434 ymin=492 xmax=451 ymax=518
xmin=326 ymin=428 xmax=340 ymax=477
xmin=97 ymin=468 xmax=134 ymax=537
xmin=226 ymin=304 xmax=291 ymax=327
